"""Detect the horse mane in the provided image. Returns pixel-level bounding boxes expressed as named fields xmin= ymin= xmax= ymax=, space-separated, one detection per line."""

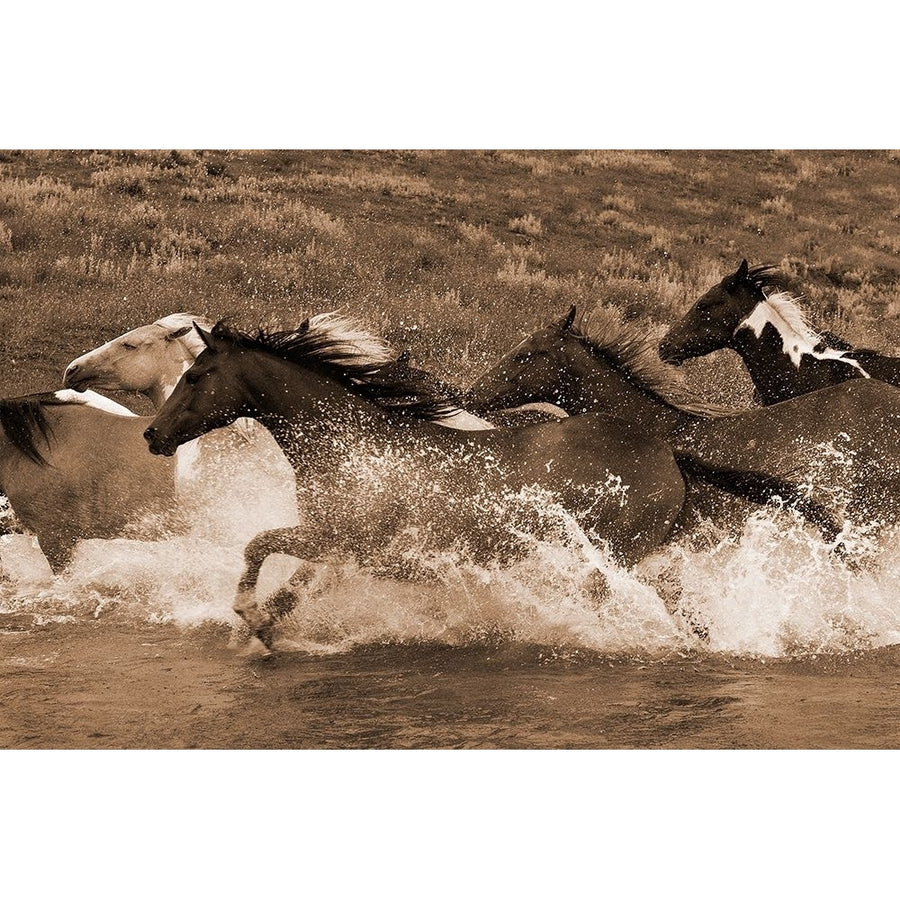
xmin=572 ymin=306 xmax=735 ymax=417
xmin=210 ymin=314 xmax=462 ymax=422
xmin=745 ymin=266 xmax=879 ymax=355
xmin=746 ymin=265 xmax=828 ymax=345
xmin=761 ymin=291 xmax=824 ymax=345
xmin=0 ymin=393 xmax=68 ymax=466
xmin=746 ymin=264 xmax=793 ymax=295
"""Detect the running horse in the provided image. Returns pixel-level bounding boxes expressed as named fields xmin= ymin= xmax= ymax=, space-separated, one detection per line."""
xmin=62 ymin=312 xmax=495 ymax=541
xmin=144 ymin=318 xmax=825 ymax=652
xmin=658 ymin=260 xmax=900 ymax=404
xmin=0 ymin=390 xmax=177 ymax=572
xmin=468 ymin=305 xmax=900 ymax=534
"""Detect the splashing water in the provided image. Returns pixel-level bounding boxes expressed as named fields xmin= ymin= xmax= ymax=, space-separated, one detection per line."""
xmin=3 ymin=435 xmax=900 ymax=660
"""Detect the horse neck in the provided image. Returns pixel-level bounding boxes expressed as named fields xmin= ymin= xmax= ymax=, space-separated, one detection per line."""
xmin=730 ymin=303 xmax=826 ymax=403
xmin=561 ymin=341 xmax=692 ymax=437
xmin=238 ymin=353 xmax=430 ymax=469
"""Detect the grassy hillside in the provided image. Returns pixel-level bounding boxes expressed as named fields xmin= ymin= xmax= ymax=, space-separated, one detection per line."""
xmin=1 ymin=149 xmax=899 ymax=409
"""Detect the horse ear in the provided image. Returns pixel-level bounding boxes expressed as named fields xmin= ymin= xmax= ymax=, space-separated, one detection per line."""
xmin=193 ymin=322 xmax=218 ymax=353
xmin=164 ymin=325 xmax=192 ymax=342
xmin=561 ymin=305 xmax=577 ymax=330
xmin=725 ymin=260 xmax=750 ymax=293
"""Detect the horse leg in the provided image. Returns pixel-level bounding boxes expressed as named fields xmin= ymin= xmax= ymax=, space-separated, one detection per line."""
xmin=234 ymin=525 xmax=323 ymax=650
xmin=262 ymin=561 xmax=317 ymax=619
xmin=39 ymin=535 xmax=77 ymax=576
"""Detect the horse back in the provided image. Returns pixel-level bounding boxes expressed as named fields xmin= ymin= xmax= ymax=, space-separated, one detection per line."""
xmin=846 ymin=351 xmax=900 ymax=388
xmin=1 ymin=404 xmax=176 ymax=541
xmin=679 ymin=379 xmax=900 ymax=470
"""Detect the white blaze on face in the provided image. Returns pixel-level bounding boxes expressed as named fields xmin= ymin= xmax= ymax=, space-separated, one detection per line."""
xmin=737 ymin=295 xmax=870 ymax=376
xmin=53 ymin=389 xmax=139 ymax=416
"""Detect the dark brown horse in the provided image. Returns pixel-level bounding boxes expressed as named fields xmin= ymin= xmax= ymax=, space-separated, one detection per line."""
xmin=469 ymin=305 xmax=900 ymax=536
xmin=144 ymin=318 xmax=825 ymax=652
xmin=658 ymin=260 xmax=900 ymax=404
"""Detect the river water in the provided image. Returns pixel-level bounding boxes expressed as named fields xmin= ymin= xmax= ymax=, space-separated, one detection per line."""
xmin=3 ymin=497 xmax=900 ymax=748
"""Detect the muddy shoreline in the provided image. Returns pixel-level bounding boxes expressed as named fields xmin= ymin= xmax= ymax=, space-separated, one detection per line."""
xmin=2 ymin=621 xmax=899 ymax=749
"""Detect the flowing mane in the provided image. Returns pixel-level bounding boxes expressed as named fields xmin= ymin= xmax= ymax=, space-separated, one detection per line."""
xmin=763 ymin=291 xmax=823 ymax=346
xmin=209 ymin=315 xmax=462 ymax=422
xmin=740 ymin=269 xmax=870 ymax=372
xmin=745 ymin=265 xmax=850 ymax=351
xmin=0 ymin=393 xmax=74 ymax=465
xmin=572 ymin=306 xmax=735 ymax=417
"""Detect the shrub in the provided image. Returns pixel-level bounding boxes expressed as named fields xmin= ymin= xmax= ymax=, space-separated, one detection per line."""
xmin=508 ymin=213 xmax=543 ymax=236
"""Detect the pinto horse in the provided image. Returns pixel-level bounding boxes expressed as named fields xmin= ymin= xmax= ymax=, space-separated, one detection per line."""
xmin=0 ymin=391 xmax=177 ymax=571
xmin=658 ymin=260 xmax=900 ymax=404
xmin=469 ymin=305 xmax=900 ymax=535
xmin=143 ymin=320 xmax=825 ymax=651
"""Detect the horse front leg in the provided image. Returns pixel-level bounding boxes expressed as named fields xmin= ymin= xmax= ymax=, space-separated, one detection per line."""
xmin=233 ymin=525 xmax=324 ymax=651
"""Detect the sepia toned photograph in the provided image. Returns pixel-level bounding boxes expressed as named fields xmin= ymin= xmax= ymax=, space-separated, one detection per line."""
xmin=2 ymin=148 xmax=900 ymax=750
xmin=6 ymin=2 xmax=900 ymax=893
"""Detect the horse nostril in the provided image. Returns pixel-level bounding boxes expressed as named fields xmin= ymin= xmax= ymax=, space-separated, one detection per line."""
xmin=143 ymin=427 xmax=156 ymax=443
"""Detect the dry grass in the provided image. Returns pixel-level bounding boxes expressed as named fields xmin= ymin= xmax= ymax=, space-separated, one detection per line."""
xmin=0 ymin=149 xmax=899 ymax=407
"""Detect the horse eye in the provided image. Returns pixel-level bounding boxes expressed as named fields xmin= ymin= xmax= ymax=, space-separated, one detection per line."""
xmin=185 ymin=371 xmax=201 ymax=385
xmin=122 ymin=342 xmax=137 ymax=350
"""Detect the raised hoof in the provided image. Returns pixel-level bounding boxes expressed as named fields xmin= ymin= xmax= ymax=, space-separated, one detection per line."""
xmin=263 ymin=587 xmax=299 ymax=620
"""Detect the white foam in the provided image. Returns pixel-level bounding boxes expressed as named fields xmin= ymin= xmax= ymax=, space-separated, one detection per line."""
xmin=2 ymin=426 xmax=898 ymax=659
xmin=4 ymin=483 xmax=900 ymax=659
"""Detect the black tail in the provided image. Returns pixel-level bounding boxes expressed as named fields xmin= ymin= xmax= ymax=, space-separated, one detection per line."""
xmin=0 ymin=395 xmax=56 ymax=466
xmin=674 ymin=452 xmax=842 ymax=542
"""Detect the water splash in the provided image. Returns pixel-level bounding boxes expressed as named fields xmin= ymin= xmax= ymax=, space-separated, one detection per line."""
xmin=2 ymin=436 xmax=900 ymax=659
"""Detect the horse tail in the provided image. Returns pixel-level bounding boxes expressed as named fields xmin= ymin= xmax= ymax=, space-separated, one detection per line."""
xmin=0 ymin=395 xmax=56 ymax=466
xmin=673 ymin=452 xmax=842 ymax=542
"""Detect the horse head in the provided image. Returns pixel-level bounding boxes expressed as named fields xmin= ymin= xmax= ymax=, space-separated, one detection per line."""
xmin=144 ymin=322 xmax=247 ymax=456
xmin=469 ymin=305 xmax=577 ymax=412
xmin=659 ymin=260 xmax=767 ymax=364
xmin=64 ymin=313 xmax=214 ymax=405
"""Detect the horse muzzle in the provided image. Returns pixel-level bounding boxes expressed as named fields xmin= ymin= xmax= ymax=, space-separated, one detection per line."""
xmin=62 ymin=362 xmax=92 ymax=390
xmin=143 ymin=426 xmax=178 ymax=457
